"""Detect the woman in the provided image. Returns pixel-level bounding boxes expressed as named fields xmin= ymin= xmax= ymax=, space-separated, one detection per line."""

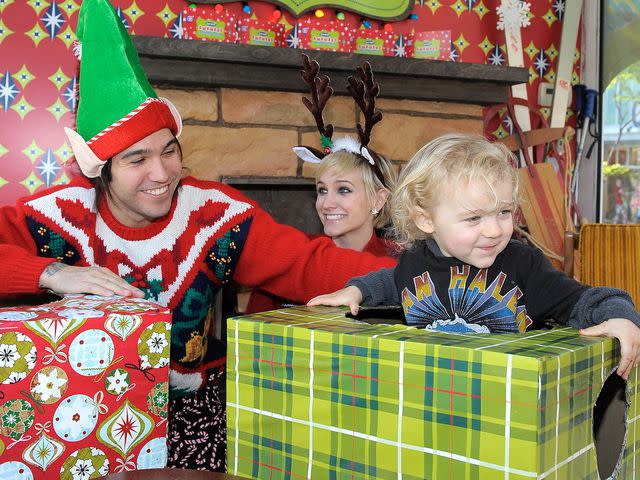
xmin=245 ymin=144 xmax=398 ymax=314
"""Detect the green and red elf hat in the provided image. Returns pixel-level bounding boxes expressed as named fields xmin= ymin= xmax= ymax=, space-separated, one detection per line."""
xmin=64 ymin=0 xmax=182 ymax=178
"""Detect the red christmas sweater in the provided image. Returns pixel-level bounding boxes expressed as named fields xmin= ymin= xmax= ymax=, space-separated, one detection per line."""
xmin=0 ymin=176 xmax=394 ymax=397
xmin=246 ymin=233 xmax=398 ymax=314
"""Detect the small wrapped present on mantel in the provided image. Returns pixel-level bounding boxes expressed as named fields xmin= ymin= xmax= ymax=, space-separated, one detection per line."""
xmin=236 ymin=18 xmax=286 ymax=47
xmin=409 ymin=30 xmax=451 ymax=60
xmin=0 ymin=294 xmax=171 ymax=480
xmin=228 ymin=306 xmax=638 ymax=480
xmin=183 ymin=5 xmax=237 ymax=43
xmin=354 ymin=29 xmax=394 ymax=56
xmin=296 ymin=18 xmax=355 ymax=53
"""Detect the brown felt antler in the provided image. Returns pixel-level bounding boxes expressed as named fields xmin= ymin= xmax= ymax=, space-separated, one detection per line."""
xmin=300 ymin=54 xmax=334 ymax=142
xmin=346 ymin=62 xmax=382 ymax=148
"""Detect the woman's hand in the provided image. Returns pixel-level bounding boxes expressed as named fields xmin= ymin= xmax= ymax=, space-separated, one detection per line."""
xmin=307 ymin=285 xmax=363 ymax=316
xmin=580 ymin=318 xmax=640 ymax=380
xmin=38 ymin=262 xmax=145 ymax=298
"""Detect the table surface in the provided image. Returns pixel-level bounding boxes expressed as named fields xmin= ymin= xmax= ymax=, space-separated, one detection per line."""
xmin=99 ymin=469 xmax=251 ymax=480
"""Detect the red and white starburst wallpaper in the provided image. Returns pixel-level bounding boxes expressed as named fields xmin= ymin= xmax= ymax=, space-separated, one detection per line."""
xmin=0 ymin=0 xmax=577 ymax=205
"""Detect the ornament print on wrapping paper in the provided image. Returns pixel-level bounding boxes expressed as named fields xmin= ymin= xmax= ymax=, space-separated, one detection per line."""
xmin=22 ymin=421 xmax=65 ymax=472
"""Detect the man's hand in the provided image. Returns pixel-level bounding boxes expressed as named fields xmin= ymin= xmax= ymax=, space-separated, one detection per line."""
xmin=307 ymin=286 xmax=363 ymax=316
xmin=38 ymin=262 xmax=144 ymax=298
xmin=580 ymin=318 xmax=640 ymax=380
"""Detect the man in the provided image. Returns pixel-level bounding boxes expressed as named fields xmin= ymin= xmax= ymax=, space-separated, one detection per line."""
xmin=0 ymin=0 xmax=394 ymax=470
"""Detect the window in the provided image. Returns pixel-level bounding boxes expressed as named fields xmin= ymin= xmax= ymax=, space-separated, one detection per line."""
xmin=600 ymin=1 xmax=640 ymax=223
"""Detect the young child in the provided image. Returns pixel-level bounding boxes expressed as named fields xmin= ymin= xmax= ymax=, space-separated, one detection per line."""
xmin=308 ymin=133 xmax=640 ymax=379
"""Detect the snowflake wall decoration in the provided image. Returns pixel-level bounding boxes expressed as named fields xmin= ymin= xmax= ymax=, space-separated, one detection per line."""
xmin=496 ymin=0 xmax=531 ymax=31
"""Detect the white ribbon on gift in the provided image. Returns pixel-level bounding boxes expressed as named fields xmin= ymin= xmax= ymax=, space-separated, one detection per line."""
xmin=42 ymin=343 xmax=67 ymax=365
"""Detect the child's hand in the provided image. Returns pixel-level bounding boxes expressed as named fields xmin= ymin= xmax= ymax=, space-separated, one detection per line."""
xmin=307 ymin=286 xmax=363 ymax=316
xmin=580 ymin=318 xmax=640 ymax=380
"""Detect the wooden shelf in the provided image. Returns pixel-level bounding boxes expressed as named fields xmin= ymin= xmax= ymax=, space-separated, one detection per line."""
xmin=133 ymin=36 xmax=528 ymax=105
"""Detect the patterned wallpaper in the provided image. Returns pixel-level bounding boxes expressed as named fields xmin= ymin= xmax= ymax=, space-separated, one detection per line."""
xmin=0 ymin=0 xmax=577 ymax=205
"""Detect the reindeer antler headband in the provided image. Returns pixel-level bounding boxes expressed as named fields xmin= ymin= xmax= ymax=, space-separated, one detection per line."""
xmin=293 ymin=54 xmax=388 ymax=188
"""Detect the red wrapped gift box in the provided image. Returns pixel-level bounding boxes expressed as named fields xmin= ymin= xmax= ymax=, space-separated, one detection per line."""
xmin=297 ymin=18 xmax=355 ymax=52
xmin=410 ymin=30 xmax=451 ymax=60
xmin=0 ymin=294 xmax=171 ymax=479
xmin=354 ymin=29 xmax=394 ymax=56
xmin=236 ymin=18 xmax=285 ymax=47
xmin=183 ymin=6 xmax=237 ymax=43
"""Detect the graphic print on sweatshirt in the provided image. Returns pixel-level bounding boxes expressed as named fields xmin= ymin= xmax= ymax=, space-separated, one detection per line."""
xmin=400 ymin=265 xmax=531 ymax=333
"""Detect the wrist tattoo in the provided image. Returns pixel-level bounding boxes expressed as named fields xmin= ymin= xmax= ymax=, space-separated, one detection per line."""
xmin=38 ymin=262 xmax=66 ymax=289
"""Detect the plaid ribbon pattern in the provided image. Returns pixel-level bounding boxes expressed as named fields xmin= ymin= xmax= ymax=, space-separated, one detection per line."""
xmin=227 ymin=306 xmax=639 ymax=480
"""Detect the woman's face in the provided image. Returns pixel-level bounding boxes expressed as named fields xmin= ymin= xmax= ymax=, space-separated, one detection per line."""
xmin=315 ymin=166 xmax=376 ymax=248
xmin=106 ymin=128 xmax=182 ymax=228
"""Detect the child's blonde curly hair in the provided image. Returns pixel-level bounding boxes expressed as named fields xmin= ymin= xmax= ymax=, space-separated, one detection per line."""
xmin=391 ymin=134 xmax=520 ymax=249
xmin=316 ymin=149 xmax=397 ymax=229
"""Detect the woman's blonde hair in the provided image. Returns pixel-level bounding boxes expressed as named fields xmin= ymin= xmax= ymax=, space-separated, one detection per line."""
xmin=391 ymin=133 xmax=519 ymax=249
xmin=316 ymin=149 xmax=397 ymax=229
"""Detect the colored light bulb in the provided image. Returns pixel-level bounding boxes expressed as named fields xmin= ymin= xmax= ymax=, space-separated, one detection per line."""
xmin=242 ymin=3 xmax=251 ymax=14
xmin=271 ymin=8 xmax=282 ymax=20
xmin=409 ymin=13 xmax=418 ymax=20
xmin=384 ymin=23 xmax=393 ymax=32
xmin=315 ymin=9 xmax=324 ymax=18
xmin=336 ymin=11 xmax=345 ymax=20
xmin=362 ymin=18 xmax=371 ymax=28
xmin=214 ymin=3 xmax=224 ymax=13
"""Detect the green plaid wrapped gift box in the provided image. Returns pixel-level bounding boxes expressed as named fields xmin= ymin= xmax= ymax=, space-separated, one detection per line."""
xmin=227 ymin=306 xmax=639 ymax=480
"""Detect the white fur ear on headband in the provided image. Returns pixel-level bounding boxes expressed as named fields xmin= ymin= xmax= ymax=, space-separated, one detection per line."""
xmin=64 ymin=127 xmax=106 ymax=178
xmin=293 ymin=146 xmax=323 ymax=164
xmin=361 ymin=147 xmax=375 ymax=165
xmin=332 ymin=136 xmax=361 ymax=155
xmin=159 ymin=97 xmax=182 ymax=138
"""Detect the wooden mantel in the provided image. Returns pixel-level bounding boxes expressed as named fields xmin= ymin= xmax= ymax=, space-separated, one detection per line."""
xmin=133 ymin=36 xmax=528 ymax=105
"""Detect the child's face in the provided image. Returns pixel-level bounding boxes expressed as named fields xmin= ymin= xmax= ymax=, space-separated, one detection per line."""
xmin=415 ymin=177 xmax=515 ymax=269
